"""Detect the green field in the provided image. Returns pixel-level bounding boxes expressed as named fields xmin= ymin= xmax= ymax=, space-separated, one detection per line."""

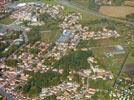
xmin=71 ymin=0 xmax=89 ymax=7
xmin=92 ymin=47 xmax=128 ymax=75
xmin=41 ymin=30 xmax=61 ymax=43
xmin=39 ymin=17 xmax=62 ymax=43
xmin=0 ymin=16 xmax=15 ymax=24
xmin=18 ymin=0 xmax=57 ymax=4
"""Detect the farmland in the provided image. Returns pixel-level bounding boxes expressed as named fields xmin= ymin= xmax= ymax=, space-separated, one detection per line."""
xmin=99 ymin=6 xmax=134 ymax=18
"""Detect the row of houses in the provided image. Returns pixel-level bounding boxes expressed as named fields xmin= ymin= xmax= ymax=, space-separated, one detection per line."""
xmin=82 ymin=28 xmax=120 ymax=40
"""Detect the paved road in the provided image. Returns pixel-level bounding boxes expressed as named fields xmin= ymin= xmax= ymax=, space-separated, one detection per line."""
xmin=58 ymin=0 xmax=134 ymax=25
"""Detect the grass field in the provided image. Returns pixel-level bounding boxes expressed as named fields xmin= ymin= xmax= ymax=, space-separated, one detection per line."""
xmin=0 ymin=16 xmax=15 ymax=24
xmin=99 ymin=6 xmax=134 ymax=18
xmin=41 ymin=30 xmax=61 ymax=43
xmin=39 ymin=19 xmax=62 ymax=43
xmin=71 ymin=0 xmax=89 ymax=7
xmin=18 ymin=0 xmax=57 ymax=4
xmin=92 ymin=47 xmax=128 ymax=76
xmin=63 ymin=6 xmax=99 ymax=26
xmin=125 ymin=53 xmax=134 ymax=65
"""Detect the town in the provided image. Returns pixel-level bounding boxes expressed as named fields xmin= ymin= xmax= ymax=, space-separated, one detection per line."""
xmin=0 ymin=0 xmax=134 ymax=100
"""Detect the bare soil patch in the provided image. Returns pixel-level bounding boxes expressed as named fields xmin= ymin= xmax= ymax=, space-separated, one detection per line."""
xmin=124 ymin=64 xmax=134 ymax=75
xmin=99 ymin=6 xmax=134 ymax=18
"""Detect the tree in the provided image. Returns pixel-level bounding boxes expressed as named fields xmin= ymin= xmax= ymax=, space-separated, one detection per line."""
xmin=23 ymin=71 xmax=62 ymax=97
xmin=27 ymin=26 xmax=41 ymax=43
xmin=88 ymin=0 xmax=99 ymax=10
xmin=126 ymin=13 xmax=134 ymax=22
xmin=5 ymin=59 xmax=18 ymax=67
xmin=45 ymin=95 xmax=56 ymax=100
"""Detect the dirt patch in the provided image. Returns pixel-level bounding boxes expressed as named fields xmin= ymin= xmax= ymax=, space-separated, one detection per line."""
xmin=99 ymin=6 xmax=134 ymax=18
xmin=123 ymin=64 xmax=134 ymax=75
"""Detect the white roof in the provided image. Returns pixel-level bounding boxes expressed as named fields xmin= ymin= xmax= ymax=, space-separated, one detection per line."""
xmin=17 ymin=3 xmax=26 ymax=7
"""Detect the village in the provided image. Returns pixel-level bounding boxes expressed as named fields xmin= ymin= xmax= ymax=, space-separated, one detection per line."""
xmin=0 ymin=0 xmax=134 ymax=100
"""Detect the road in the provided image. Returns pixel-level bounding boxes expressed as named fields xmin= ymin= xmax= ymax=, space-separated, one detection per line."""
xmin=113 ymin=51 xmax=131 ymax=87
xmin=57 ymin=0 xmax=134 ymax=25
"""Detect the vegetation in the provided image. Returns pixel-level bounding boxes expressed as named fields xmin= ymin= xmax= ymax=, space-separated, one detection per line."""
xmin=126 ymin=13 xmax=134 ymax=22
xmin=0 ymin=16 xmax=15 ymax=24
xmin=40 ymin=13 xmax=62 ymax=43
xmin=112 ymin=0 xmax=125 ymax=6
xmin=132 ymin=50 xmax=134 ymax=57
xmin=28 ymin=26 xmax=41 ymax=43
xmin=0 ymin=42 xmax=9 ymax=52
xmin=0 ymin=45 xmax=18 ymax=58
xmin=5 ymin=59 xmax=18 ymax=67
xmin=29 ymin=48 xmax=40 ymax=55
xmin=91 ymin=91 xmax=111 ymax=100
xmin=23 ymin=71 xmax=62 ymax=97
xmin=88 ymin=0 xmax=100 ymax=10
xmin=18 ymin=0 xmax=56 ymax=4
xmin=54 ymin=50 xmax=93 ymax=70
xmin=88 ymin=78 xmax=113 ymax=90
xmin=77 ymin=39 xmax=97 ymax=48
xmin=1 ymin=31 xmax=21 ymax=40
xmin=0 ymin=95 xmax=2 ymax=100
xmin=77 ymin=18 xmax=134 ymax=50
xmin=44 ymin=95 xmax=56 ymax=100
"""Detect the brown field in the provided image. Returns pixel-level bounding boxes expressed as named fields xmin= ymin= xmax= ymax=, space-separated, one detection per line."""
xmin=124 ymin=1 xmax=134 ymax=6
xmin=99 ymin=6 xmax=134 ymax=18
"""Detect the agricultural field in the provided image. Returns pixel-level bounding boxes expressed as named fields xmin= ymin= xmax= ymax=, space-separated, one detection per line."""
xmin=99 ymin=6 xmax=134 ymax=18
xmin=70 ymin=0 xmax=134 ymax=19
